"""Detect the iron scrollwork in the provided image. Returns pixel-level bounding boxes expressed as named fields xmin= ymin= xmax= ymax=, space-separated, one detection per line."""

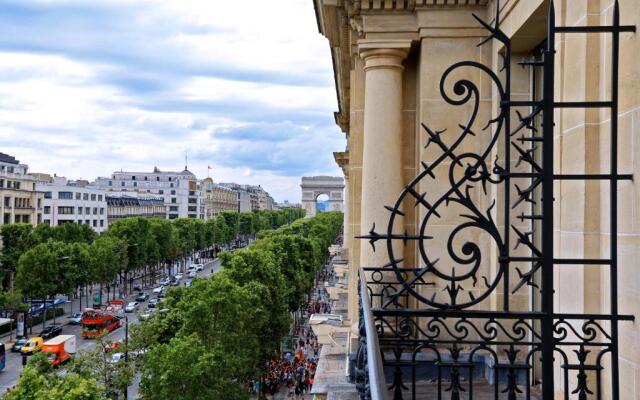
xmin=357 ymin=1 xmax=636 ymax=399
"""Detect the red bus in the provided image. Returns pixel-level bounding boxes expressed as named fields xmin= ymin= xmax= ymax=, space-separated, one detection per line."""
xmin=81 ymin=309 xmax=122 ymax=339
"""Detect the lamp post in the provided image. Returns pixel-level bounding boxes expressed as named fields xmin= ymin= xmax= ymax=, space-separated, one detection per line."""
xmin=124 ymin=315 xmax=129 ymax=400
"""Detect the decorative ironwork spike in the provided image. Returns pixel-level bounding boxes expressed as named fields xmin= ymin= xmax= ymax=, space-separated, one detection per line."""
xmin=511 ymin=225 xmax=541 ymax=256
xmin=380 ymin=258 xmax=404 ymax=269
xmin=355 ymin=222 xmax=382 ymax=251
xmin=407 ymin=186 xmax=441 ymax=218
xmin=422 ymin=123 xmax=462 ymax=166
xmin=458 ymin=124 xmax=477 ymax=136
xmin=384 ymin=205 xmax=405 ymax=217
xmin=512 ymin=178 xmax=542 ymax=209
xmin=513 ymin=142 xmax=542 ymax=171
xmin=469 ymin=292 xmax=476 ymax=301
xmin=482 ymin=113 xmax=503 ymax=131
xmin=420 ymin=161 xmax=436 ymax=178
xmin=512 ymin=262 xmax=542 ymax=294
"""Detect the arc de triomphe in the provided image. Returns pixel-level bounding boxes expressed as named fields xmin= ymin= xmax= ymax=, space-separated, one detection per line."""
xmin=300 ymin=176 xmax=344 ymax=217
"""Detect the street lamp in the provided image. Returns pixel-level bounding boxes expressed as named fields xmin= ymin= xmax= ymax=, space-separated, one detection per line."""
xmin=124 ymin=315 xmax=129 ymax=400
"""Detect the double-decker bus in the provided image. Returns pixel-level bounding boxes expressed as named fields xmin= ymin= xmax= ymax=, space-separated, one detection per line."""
xmin=81 ymin=309 xmax=122 ymax=339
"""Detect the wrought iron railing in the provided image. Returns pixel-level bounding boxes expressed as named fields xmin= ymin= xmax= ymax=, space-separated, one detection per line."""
xmin=355 ymin=1 xmax=636 ymax=399
xmin=356 ymin=268 xmax=388 ymax=400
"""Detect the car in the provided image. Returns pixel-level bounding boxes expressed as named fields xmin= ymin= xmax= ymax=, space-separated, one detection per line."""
xmin=152 ymin=286 xmax=164 ymax=294
xmin=147 ymin=298 xmax=159 ymax=308
xmin=185 ymin=279 xmax=192 ymax=287
xmin=135 ymin=292 xmax=149 ymax=302
xmin=187 ymin=266 xmax=197 ymax=273
xmin=11 ymin=337 xmax=29 ymax=352
xmin=40 ymin=324 xmax=63 ymax=339
xmin=157 ymin=290 xmax=166 ymax=298
xmin=195 ymin=264 xmax=204 ymax=272
xmin=187 ymin=271 xmax=197 ymax=278
xmin=159 ymin=278 xmax=170 ymax=286
xmin=103 ymin=341 xmax=122 ymax=352
xmin=125 ymin=302 xmax=139 ymax=313
xmin=170 ymin=279 xmax=180 ymax=286
xmin=21 ymin=337 xmax=44 ymax=354
xmin=139 ymin=310 xmax=154 ymax=321
xmin=107 ymin=352 xmax=125 ymax=364
xmin=68 ymin=312 xmax=83 ymax=325
xmin=174 ymin=273 xmax=183 ymax=281
xmin=133 ymin=284 xmax=142 ymax=292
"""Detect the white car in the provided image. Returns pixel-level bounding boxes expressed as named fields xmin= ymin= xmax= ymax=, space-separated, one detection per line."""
xmin=107 ymin=352 xmax=125 ymax=364
xmin=187 ymin=271 xmax=197 ymax=278
xmin=195 ymin=264 xmax=204 ymax=272
xmin=175 ymin=273 xmax=184 ymax=281
xmin=125 ymin=302 xmax=138 ymax=313
xmin=152 ymin=286 xmax=164 ymax=294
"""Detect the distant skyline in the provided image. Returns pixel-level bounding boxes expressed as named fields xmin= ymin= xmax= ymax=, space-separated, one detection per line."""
xmin=0 ymin=0 xmax=345 ymax=203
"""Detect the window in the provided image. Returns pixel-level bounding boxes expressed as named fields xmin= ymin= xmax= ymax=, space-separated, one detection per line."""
xmin=44 ymin=192 xmax=52 ymax=199
xmin=156 ymin=177 xmax=160 ymax=181
xmin=75 ymin=192 xmax=81 ymax=200
xmin=168 ymin=177 xmax=172 ymax=182
xmin=43 ymin=219 xmax=50 ymax=225
xmin=169 ymin=214 xmax=178 ymax=219
xmin=159 ymin=190 xmax=164 ymax=194
xmin=14 ymin=181 xmax=20 ymax=190
xmin=171 ymin=198 xmax=177 ymax=204
xmin=121 ymin=182 xmax=125 ymax=187
xmin=132 ymin=176 xmax=136 ymax=180
xmin=93 ymin=220 xmax=97 ymax=227
xmin=171 ymin=190 xmax=176 ymax=195
xmin=98 ymin=195 xmax=102 ymax=201
xmin=108 ymin=181 xmax=113 ymax=186
xmin=170 ymin=183 xmax=174 ymax=188
xmin=169 ymin=206 xmax=178 ymax=211
xmin=4 ymin=197 xmax=10 ymax=207
xmin=188 ymin=198 xmax=197 ymax=204
xmin=100 ymin=208 xmax=104 ymax=215
xmin=93 ymin=207 xmax=98 ymax=215
xmin=133 ymin=182 xmax=137 ymax=187
xmin=58 ymin=192 xmax=73 ymax=199
xmin=83 ymin=193 xmax=89 ymax=200
xmin=85 ymin=207 xmax=90 ymax=214
xmin=100 ymin=220 xmax=104 ymax=227
xmin=44 ymin=206 xmax=51 ymax=214
xmin=144 ymin=176 xmax=148 ymax=181
xmin=189 ymin=191 xmax=195 ymax=196
xmin=0 ymin=179 xmax=3 ymax=188
xmin=78 ymin=207 xmax=83 ymax=215
xmin=91 ymin=194 xmax=96 ymax=201
xmin=58 ymin=206 xmax=74 ymax=215
xmin=188 ymin=206 xmax=197 ymax=212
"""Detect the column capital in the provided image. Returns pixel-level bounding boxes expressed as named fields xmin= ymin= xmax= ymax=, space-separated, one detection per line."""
xmin=358 ymin=39 xmax=411 ymax=71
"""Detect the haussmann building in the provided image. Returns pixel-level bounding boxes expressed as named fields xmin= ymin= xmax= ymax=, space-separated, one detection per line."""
xmin=313 ymin=0 xmax=640 ymax=399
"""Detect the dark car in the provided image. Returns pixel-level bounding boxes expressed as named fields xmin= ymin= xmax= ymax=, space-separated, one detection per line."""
xmin=11 ymin=337 xmax=28 ymax=352
xmin=157 ymin=290 xmax=166 ymax=299
xmin=40 ymin=324 xmax=63 ymax=339
xmin=133 ymin=284 xmax=142 ymax=292
xmin=147 ymin=298 xmax=159 ymax=308
xmin=135 ymin=292 xmax=149 ymax=302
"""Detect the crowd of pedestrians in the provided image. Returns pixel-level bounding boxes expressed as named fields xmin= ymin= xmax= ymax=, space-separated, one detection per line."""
xmin=250 ymin=257 xmax=338 ymax=399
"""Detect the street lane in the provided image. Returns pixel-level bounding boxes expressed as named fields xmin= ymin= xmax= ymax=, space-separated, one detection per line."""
xmin=0 ymin=257 xmax=222 ymax=394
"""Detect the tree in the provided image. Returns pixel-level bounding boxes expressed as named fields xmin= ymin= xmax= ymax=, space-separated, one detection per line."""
xmin=88 ymin=236 xmax=127 ymax=305
xmin=51 ymin=223 xmax=96 ymax=244
xmin=5 ymin=353 xmax=106 ymax=400
xmin=0 ymin=223 xmax=34 ymax=288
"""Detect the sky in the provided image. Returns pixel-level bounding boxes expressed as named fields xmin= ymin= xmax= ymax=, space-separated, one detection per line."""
xmin=0 ymin=0 xmax=345 ymax=203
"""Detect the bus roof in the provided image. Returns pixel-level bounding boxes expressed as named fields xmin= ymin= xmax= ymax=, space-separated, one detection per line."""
xmin=44 ymin=335 xmax=75 ymax=345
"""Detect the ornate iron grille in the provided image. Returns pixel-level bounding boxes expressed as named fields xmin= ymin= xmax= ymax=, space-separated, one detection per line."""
xmin=356 ymin=1 xmax=636 ymax=399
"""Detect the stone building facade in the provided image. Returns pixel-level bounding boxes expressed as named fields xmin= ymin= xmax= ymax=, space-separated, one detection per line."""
xmin=0 ymin=153 xmax=43 ymax=226
xmin=106 ymin=195 xmax=166 ymax=224
xmin=316 ymin=0 xmax=640 ymax=398
xmin=200 ymin=178 xmax=238 ymax=219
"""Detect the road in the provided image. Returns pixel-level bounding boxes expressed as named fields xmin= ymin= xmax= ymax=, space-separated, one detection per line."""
xmin=0 ymin=257 xmax=223 ymax=395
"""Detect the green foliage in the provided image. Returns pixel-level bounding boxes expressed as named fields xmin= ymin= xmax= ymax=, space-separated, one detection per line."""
xmin=132 ymin=212 xmax=342 ymax=399
xmin=4 ymin=353 xmax=105 ymax=400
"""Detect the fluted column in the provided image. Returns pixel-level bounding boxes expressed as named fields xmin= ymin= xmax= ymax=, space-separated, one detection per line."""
xmin=359 ymin=41 xmax=409 ymax=276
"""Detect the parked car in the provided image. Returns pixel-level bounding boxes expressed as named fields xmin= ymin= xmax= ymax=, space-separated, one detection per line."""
xmin=147 ymin=298 xmax=159 ymax=308
xmin=133 ymin=284 xmax=142 ymax=292
xmin=157 ymin=290 xmax=166 ymax=298
xmin=187 ymin=271 xmax=197 ymax=278
xmin=186 ymin=266 xmax=197 ymax=274
xmin=11 ymin=337 xmax=29 ymax=352
xmin=124 ymin=302 xmax=139 ymax=313
xmin=195 ymin=264 xmax=204 ymax=272
xmin=174 ymin=273 xmax=183 ymax=281
xmin=185 ymin=279 xmax=192 ymax=287
xmin=152 ymin=286 xmax=164 ymax=294
xmin=170 ymin=278 xmax=180 ymax=286
xmin=21 ymin=337 xmax=44 ymax=354
xmin=68 ymin=312 xmax=83 ymax=325
xmin=40 ymin=324 xmax=63 ymax=339
xmin=135 ymin=292 xmax=149 ymax=302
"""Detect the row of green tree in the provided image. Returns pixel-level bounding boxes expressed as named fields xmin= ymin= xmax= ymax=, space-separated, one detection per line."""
xmin=0 ymin=209 xmax=305 ymax=317
xmin=4 ymin=212 xmax=342 ymax=400
xmin=131 ymin=212 xmax=343 ymax=399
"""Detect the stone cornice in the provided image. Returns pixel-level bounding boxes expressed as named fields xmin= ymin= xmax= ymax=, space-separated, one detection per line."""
xmin=333 ymin=151 xmax=350 ymax=177
xmin=358 ymin=0 xmax=488 ymax=11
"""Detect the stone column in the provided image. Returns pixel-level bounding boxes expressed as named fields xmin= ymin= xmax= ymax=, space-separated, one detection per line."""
xmin=359 ymin=41 xmax=410 ymax=278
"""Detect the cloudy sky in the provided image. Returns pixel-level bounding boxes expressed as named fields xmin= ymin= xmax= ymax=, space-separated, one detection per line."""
xmin=0 ymin=0 xmax=345 ymax=202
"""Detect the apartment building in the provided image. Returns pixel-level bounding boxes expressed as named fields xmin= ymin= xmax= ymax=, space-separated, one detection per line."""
xmin=106 ymin=195 xmax=166 ymax=224
xmin=200 ymin=178 xmax=237 ymax=219
xmin=0 ymin=153 xmax=43 ymax=226
xmin=36 ymin=176 xmax=108 ymax=233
